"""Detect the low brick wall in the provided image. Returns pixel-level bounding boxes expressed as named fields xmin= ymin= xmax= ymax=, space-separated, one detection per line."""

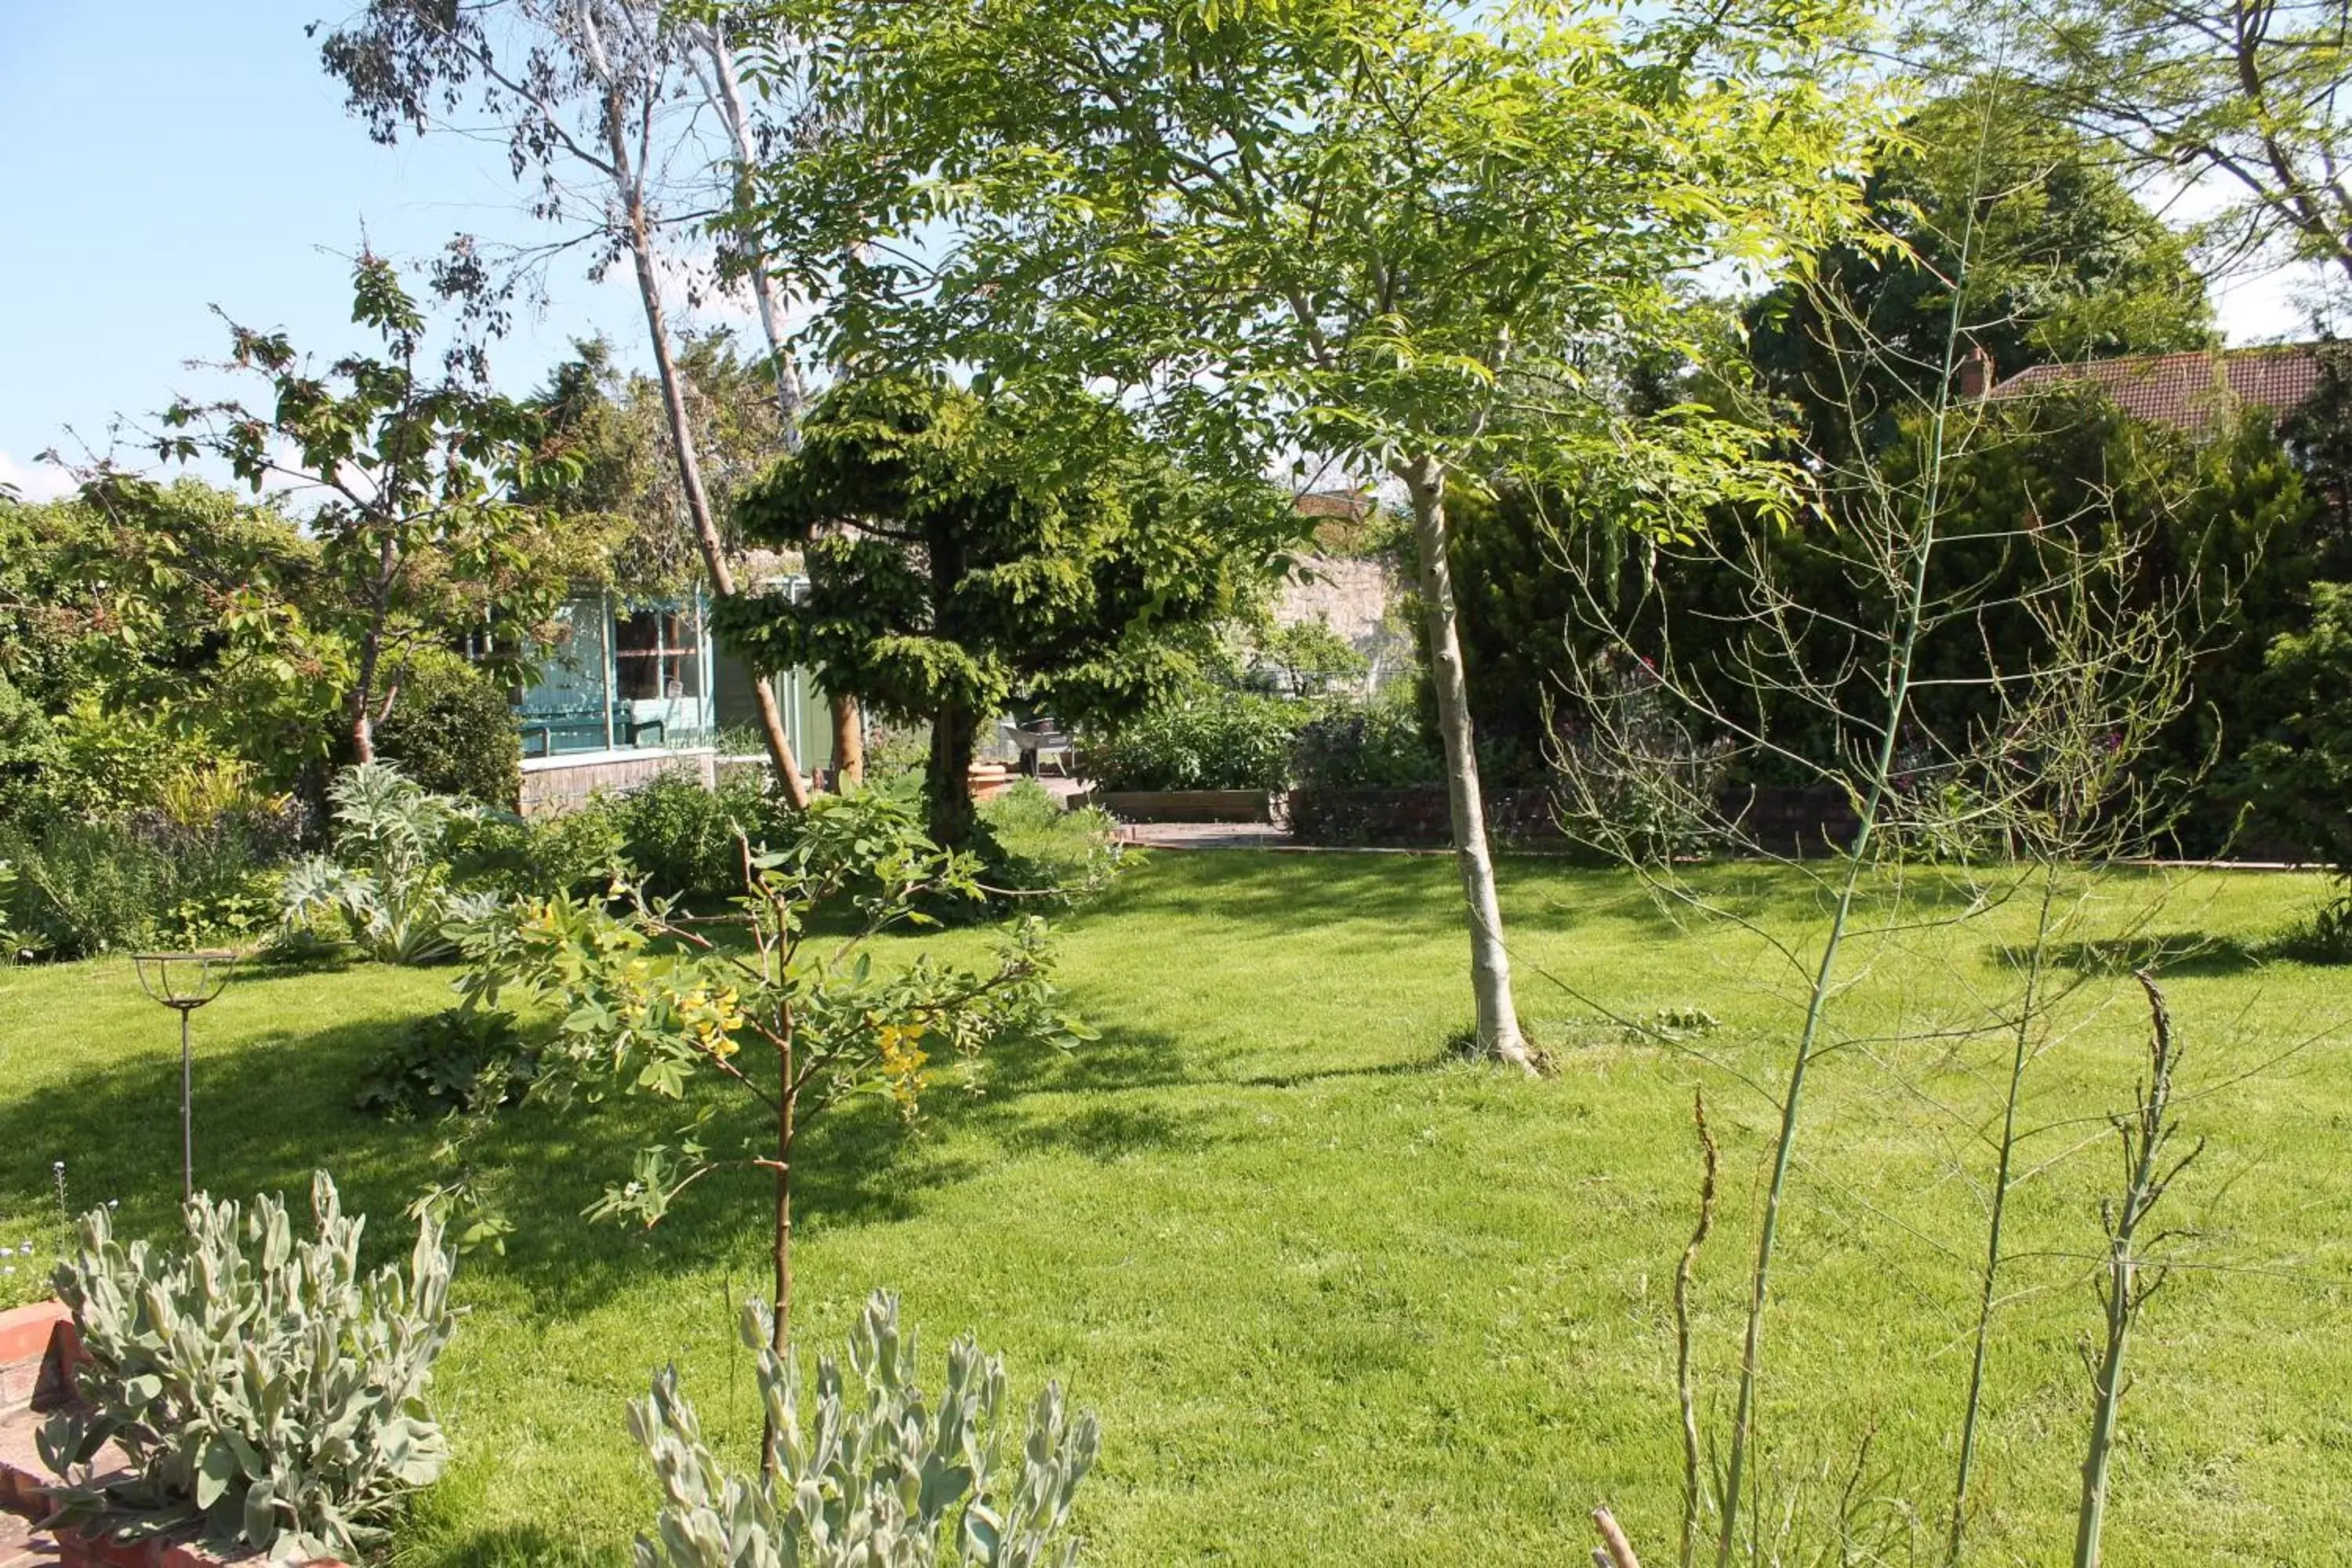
xmin=517 ymin=747 xmax=716 ymax=818
xmin=1095 ymin=789 xmax=1275 ymax=825
xmin=1285 ymin=786 xmax=1564 ymax=848
xmin=0 ymin=1302 xmax=346 ymax=1566
xmin=1286 ymin=782 xmax=1866 ymax=855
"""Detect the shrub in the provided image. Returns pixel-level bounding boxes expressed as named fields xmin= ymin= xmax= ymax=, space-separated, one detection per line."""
xmin=1083 ymin=694 xmax=1303 ymax=792
xmin=979 ymin=780 xmax=1127 ymax=905
xmin=280 ymin=762 xmax=493 ymax=964
xmin=0 ymin=790 xmax=296 ymax=960
xmin=42 ymin=1173 xmax=457 ymax=1562
xmin=1289 ymin=698 xmax=1440 ymax=790
xmin=0 ymin=821 xmax=169 ymax=958
xmin=372 ymin=649 xmax=524 ymax=808
xmin=1550 ymin=652 xmax=1732 ymax=862
xmin=0 ymin=675 xmax=69 ymax=827
xmin=612 ymin=769 xmax=786 ymax=902
xmin=452 ymin=798 xmax=627 ymax=901
xmin=2240 ymin=581 xmax=2352 ymax=937
xmin=356 ymin=1007 xmax=537 ymax=1120
xmin=630 ymin=1290 xmax=1098 ymax=1568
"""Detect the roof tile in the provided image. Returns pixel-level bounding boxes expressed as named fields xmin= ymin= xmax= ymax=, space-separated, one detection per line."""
xmin=1985 ymin=347 xmax=2325 ymax=430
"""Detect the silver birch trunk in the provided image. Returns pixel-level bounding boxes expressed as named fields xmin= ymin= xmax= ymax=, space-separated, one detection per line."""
xmin=700 ymin=21 xmax=864 ymax=786
xmin=1400 ymin=456 xmax=1536 ymax=1073
xmin=585 ymin=40 xmax=810 ymax=808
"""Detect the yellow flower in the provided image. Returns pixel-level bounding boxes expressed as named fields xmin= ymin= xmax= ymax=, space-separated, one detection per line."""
xmin=877 ymin=1023 xmax=929 ymax=1112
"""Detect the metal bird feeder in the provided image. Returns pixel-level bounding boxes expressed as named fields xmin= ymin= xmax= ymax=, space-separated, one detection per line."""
xmin=133 ymin=950 xmax=232 ymax=1203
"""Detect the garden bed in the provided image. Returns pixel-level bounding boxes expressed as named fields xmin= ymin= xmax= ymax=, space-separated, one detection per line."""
xmin=1284 ymin=785 xmax=1564 ymax=847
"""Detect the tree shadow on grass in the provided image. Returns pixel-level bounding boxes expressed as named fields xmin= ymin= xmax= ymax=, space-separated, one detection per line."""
xmin=1991 ymin=930 xmax=2269 ymax=979
xmin=0 ymin=961 xmax=1255 ymax=1323
xmin=1077 ymin=849 xmax=1470 ymax=935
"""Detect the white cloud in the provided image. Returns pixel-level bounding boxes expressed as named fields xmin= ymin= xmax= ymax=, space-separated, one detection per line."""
xmin=0 ymin=450 xmax=75 ymax=503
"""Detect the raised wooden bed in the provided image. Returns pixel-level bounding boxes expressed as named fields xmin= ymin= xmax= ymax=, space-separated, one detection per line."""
xmin=0 ymin=1303 xmax=344 ymax=1568
xmin=1094 ymin=789 xmax=1275 ymax=824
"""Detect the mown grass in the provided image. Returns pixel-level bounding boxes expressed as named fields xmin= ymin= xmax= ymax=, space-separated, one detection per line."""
xmin=0 ymin=853 xmax=2345 ymax=1565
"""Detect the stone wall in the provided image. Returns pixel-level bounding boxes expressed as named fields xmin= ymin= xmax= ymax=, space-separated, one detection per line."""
xmin=1273 ymin=555 xmax=1414 ymax=695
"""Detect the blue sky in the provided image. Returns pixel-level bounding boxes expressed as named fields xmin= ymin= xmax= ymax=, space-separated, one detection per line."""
xmin=0 ymin=2 xmax=2327 ymax=503
xmin=0 ymin=2 xmax=655 ymax=501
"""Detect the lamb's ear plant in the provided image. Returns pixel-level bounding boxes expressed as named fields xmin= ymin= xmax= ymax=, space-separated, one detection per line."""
xmin=630 ymin=1288 xmax=1100 ymax=1568
xmin=41 ymin=1172 xmax=456 ymax=1563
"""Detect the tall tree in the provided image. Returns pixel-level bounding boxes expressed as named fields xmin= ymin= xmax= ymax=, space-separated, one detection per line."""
xmin=151 ymin=255 xmax=572 ymax=765
xmin=682 ymin=15 xmax=869 ymax=785
xmin=736 ymin=0 xmax=1878 ymax=1068
xmin=718 ymin=376 xmax=1271 ymax=851
xmin=319 ymin=0 xmax=815 ymax=802
xmin=1940 ymin=0 xmax=2352 ymax=286
xmin=1749 ymin=83 xmax=2216 ymax=456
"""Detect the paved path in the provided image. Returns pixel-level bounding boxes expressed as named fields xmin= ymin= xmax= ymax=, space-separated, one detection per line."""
xmin=0 ymin=1510 xmax=60 ymax=1566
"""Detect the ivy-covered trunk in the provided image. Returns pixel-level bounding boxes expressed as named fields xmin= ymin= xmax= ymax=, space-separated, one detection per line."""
xmin=927 ymin=701 xmax=979 ymax=852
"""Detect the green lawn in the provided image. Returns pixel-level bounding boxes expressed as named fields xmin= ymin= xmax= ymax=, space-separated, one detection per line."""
xmin=0 ymin=854 xmax=2346 ymax=1565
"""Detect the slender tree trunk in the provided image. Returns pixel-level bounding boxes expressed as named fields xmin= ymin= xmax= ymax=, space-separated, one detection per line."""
xmin=701 ymin=23 xmax=869 ymax=789
xmin=597 ymin=80 xmax=810 ymax=808
xmin=349 ymin=553 xmax=397 ymax=764
xmin=350 ymin=638 xmax=381 ymax=764
xmin=832 ymin=691 xmax=866 ymax=786
xmin=764 ymin=1043 xmax=794 ymax=1477
xmin=1399 ymin=456 xmax=1536 ymax=1073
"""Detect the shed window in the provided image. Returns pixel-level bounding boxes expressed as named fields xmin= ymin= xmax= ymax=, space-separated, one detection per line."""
xmin=615 ymin=608 xmax=701 ymax=700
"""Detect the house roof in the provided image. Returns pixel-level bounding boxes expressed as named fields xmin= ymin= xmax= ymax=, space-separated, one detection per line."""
xmin=1987 ymin=346 xmax=2327 ymax=430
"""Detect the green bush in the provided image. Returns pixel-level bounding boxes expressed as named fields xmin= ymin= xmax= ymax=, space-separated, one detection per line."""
xmin=43 ymin=1172 xmax=457 ymax=1561
xmin=631 ymin=1289 xmax=1098 ymax=1568
xmin=0 ymin=675 xmax=69 ymax=827
xmin=373 ymin=650 xmax=523 ymax=808
xmin=979 ymin=779 xmax=1127 ymax=904
xmin=1084 ymin=694 xmax=1304 ymax=792
xmin=356 ymin=1007 xmax=537 ymax=1120
xmin=453 ymin=800 xmax=627 ymax=901
xmin=1289 ymin=698 xmax=1440 ymax=790
xmin=0 ymin=805 xmax=289 ymax=960
xmin=612 ymin=769 xmax=787 ymax=901
xmin=0 ymin=821 xmax=165 ymax=958
xmin=2241 ymin=580 xmax=2352 ymax=938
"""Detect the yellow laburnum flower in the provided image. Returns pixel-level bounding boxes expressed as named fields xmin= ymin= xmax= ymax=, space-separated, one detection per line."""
xmin=876 ymin=1023 xmax=930 ymax=1112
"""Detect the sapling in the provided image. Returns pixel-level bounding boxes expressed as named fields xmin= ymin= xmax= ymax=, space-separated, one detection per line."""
xmin=458 ymin=789 xmax=1083 ymax=1471
xmin=2073 ymin=972 xmax=2202 ymax=1568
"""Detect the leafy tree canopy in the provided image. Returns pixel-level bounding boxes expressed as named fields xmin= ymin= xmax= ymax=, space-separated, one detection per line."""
xmin=1748 ymin=83 xmax=2215 ymax=456
xmin=154 ymin=252 xmax=583 ymax=762
xmin=525 ymin=331 xmax=789 ymax=597
xmin=1936 ymin=0 xmax=2352 ymax=290
xmin=715 ymin=375 xmax=1286 ymax=846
